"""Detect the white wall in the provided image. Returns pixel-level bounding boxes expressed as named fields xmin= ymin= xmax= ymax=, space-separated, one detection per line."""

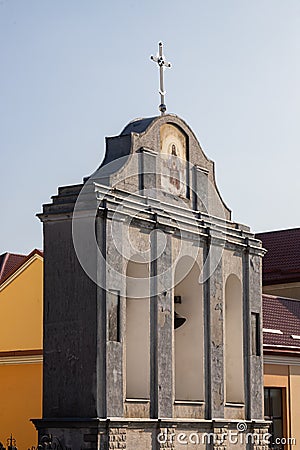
xmin=174 ymin=257 xmax=204 ymax=401
xmin=225 ymin=274 xmax=244 ymax=403
xmin=126 ymin=261 xmax=150 ymax=399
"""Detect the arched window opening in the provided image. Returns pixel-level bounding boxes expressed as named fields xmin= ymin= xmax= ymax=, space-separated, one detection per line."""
xmin=225 ymin=274 xmax=244 ymax=403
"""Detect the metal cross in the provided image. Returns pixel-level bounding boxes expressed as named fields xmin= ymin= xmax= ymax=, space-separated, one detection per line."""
xmin=151 ymin=42 xmax=172 ymax=115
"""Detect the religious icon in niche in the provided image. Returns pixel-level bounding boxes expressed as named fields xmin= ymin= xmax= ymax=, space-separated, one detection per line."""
xmin=168 ymin=143 xmax=181 ymax=190
xmin=160 ymin=124 xmax=187 ymax=197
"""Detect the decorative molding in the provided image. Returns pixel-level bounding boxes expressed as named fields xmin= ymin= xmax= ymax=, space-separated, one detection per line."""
xmin=225 ymin=402 xmax=245 ymax=408
xmin=174 ymin=400 xmax=204 ymax=405
xmin=108 ymin=427 xmax=126 ymax=450
xmin=264 ymin=354 xmax=300 ymax=366
xmin=0 ymin=354 xmax=43 ymax=365
xmin=137 ymin=146 xmax=158 ymax=156
xmin=264 ymin=343 xmax=300 ymax=350
xmin=194 ymin=165 xmax=209 ymax=175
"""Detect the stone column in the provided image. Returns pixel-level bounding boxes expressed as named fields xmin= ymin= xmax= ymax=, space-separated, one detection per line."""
xmin=243 ymin=239 xmax=264 ymax=420
xmin=150 ymin=227 xmax=173 ymax=418
xmin=204 ymin=229 xmax=225 ymax=419
xmin=100 ymin=213 xmax=126 ymax=418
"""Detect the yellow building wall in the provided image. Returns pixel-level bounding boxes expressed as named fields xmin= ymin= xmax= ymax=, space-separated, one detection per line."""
xmin=0 ymin=256 xmax=43 ymax=449
xmin=0 ymin=363 xmax=42 ymax=450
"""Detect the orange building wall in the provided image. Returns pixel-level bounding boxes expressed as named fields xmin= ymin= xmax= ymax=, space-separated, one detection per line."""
xmin=0 ymin=363 xmax=42 ymax=450
xmin=264 ymin=363 xmax=300 ymax=450
xmin=264 ymin=363 xmax=290 ymax=444
xmin=0 ymin=257 xmax=43 ymax=352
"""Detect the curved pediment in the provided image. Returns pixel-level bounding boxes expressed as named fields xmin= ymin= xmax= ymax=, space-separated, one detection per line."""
xmin=95 ymin=114 xmax=231 ymax=220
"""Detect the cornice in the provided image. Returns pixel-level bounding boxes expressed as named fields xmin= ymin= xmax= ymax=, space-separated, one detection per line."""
xmin=264 ymin=354 xmax=300 ymax=366
xmin=0 ymin=351 xmax=43 ymax=365
xmin=38 ymin=181 xmax=263 ymax=254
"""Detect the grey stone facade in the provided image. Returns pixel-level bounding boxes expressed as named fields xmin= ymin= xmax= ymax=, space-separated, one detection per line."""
xmin=33 ymin=114 xmax=269 ymax=449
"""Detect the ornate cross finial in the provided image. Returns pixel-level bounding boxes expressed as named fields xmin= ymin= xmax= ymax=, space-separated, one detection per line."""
xmin=150 ymin=42 xmax=172 ymax=115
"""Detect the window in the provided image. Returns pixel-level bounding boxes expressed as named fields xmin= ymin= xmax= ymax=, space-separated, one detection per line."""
xmin=264 ymin=387 xmax=284 ymax=450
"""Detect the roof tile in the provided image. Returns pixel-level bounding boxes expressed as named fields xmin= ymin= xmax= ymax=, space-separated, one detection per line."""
xmin=0 ymin=249 xmax=43 ymax=285
xmin=263 ymin=294 xmax=300 ymax=349
xmin=256 ymin=228 xmax=300 ymax=284
xmin=0 ymin=253 xmax=27 ymax=283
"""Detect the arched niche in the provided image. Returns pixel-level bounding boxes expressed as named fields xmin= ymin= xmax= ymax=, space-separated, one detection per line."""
xmin=174 ymin=256 xmax=204 ymax=401
xmin=126 ymin=259 xmax=150 ymax=399
xmin=160 ymin=123 xmax=189 ymax=198
xmin=225 ymin=274 xmax=244 ymax=403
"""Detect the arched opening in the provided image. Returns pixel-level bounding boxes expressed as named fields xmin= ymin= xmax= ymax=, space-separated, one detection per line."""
xmin=225 ymin=274 xmax=244 ymax=403
xmin=174 ymin=257 xmax=204 ymax=401
xmin=126 ymin=260 xmax=150 ymax=399
xmin=160 ymin=123 xmax=189 ymax=198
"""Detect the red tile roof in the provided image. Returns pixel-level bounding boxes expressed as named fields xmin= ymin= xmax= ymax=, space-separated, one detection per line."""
xmin=0 ymin=252 xmax=27 ymax=283
xmin=256 ymin=228 xmax=300 ymax=285
xmin=263 ymin=294 xmax=300 ymax=352
xmin=0 ymin=249 xmax=43 ymax=285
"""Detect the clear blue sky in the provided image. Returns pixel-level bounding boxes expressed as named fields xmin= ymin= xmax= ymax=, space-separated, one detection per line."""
xmin=0 ymin=0 xmax=299 ymax=254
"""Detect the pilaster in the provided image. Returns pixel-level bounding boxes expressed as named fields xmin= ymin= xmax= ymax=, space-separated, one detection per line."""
xmin=138 ymin=147 xmax=157 ymax=193
xmin=192 ymin=165 xmax=209 ymax=212
xmin=104 ymin=216 xmax=126 ymax=418
xmin=150 ymin=229 xmax=173 ymax=418
xmin=205 ymin=229 xmax=225 ymax=419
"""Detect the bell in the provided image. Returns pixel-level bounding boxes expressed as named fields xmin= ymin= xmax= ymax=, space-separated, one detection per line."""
xmin=174 ymin=311 xmax=186 ymax=329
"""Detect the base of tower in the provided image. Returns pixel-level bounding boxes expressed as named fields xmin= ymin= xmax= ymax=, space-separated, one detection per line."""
xmin=32 ymin=417 xmax=270 ymax=450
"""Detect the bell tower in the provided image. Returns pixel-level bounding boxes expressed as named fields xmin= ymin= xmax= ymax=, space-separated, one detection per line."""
xmin=33 ymin=114 xmax=269 ymax=450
